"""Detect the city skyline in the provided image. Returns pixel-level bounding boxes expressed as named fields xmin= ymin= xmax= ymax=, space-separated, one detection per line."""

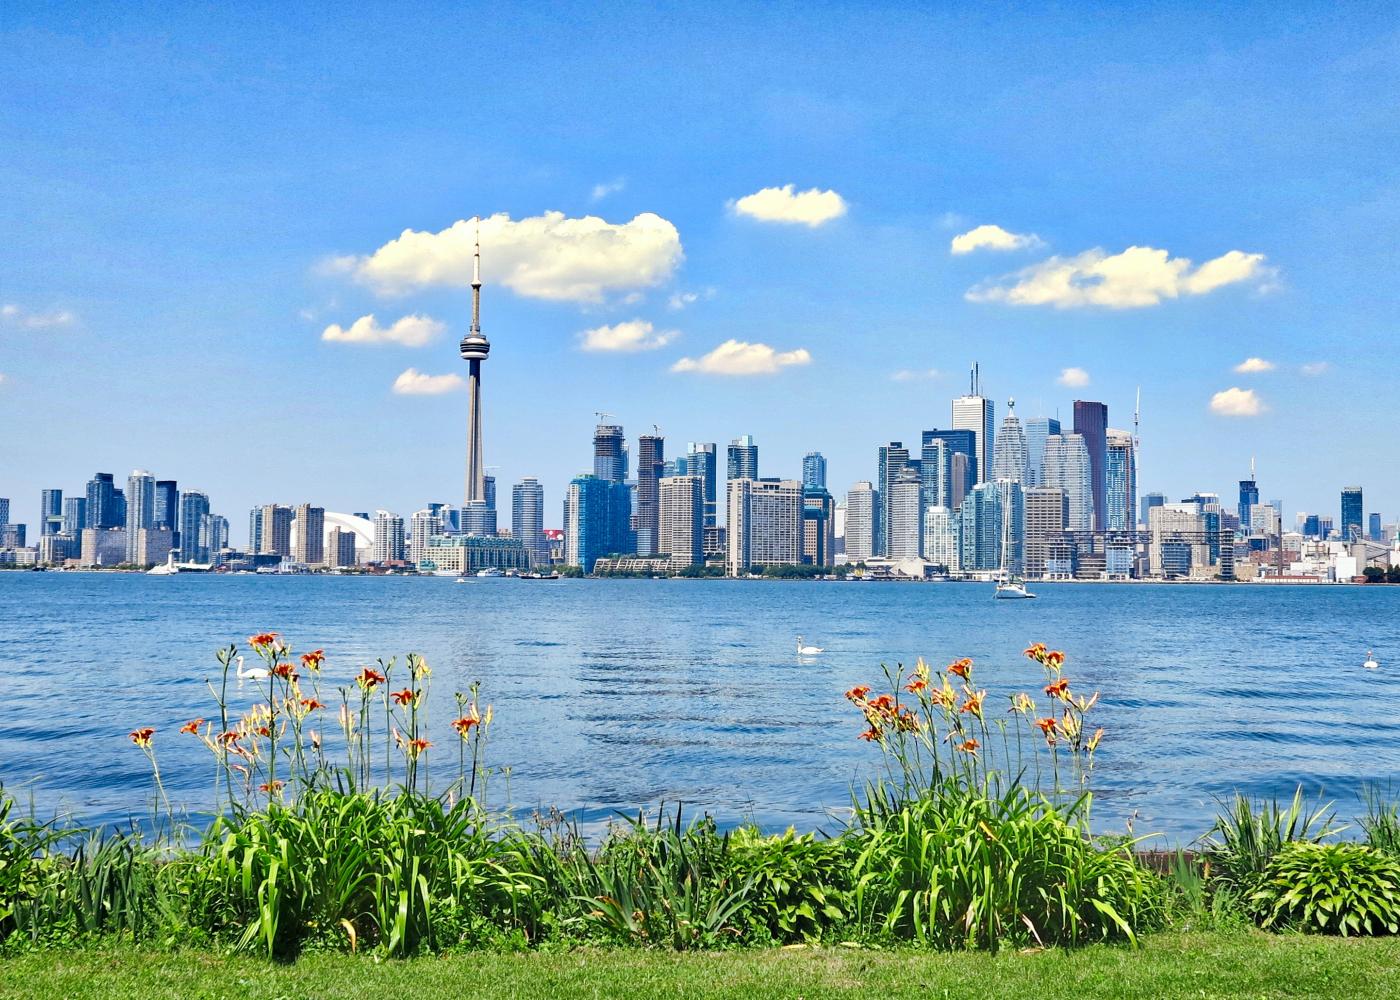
xmin=3 ymin=5 xmax=1399 ymax=530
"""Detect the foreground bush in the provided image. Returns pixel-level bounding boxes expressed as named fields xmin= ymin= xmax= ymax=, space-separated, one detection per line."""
xmin=1251 ymin=843 xmax=1400 ymax=936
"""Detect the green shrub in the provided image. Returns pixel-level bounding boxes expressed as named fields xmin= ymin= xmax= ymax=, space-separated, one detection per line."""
xmin=727 ymin=827 xmax=851 ymax=941
xmin=1204 ymin=788 xmax=1342 ymax=895
xmin=1250 ymin=843 xmax=1400 ymax=935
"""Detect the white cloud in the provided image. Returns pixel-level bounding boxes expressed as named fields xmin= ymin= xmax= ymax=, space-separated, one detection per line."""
xmin=667 ymin=287 xmax=716 ymax=311
xmin=578 ymin=319 xmax=677 ymax=353
xmin=392 ymin=368 xmax=465 ymax=395
xmin=891 ymin=368 xmax=940 ymax=382
xmin=966 ymin=246 xmax=1271 ymax=309
xmin=350 ymin=211 xmax=683 ymax=303
xmin=1057 ymin=367 xmax=1091 ymax=388
xmin=1234 ymin=357 xmax=1275 ymax=373
xmin=590 ymin=177 xmax=626 ymax=201
xmin=321 ymin=313 xmax=445 ymax=347
xmin=1210 ymin=386 xmax=1265 ymax=417
xmin=313 ymin=254 xmax=360 ymax=276
xmin=671 ymin=339 xmax=812 ymax=376
xmin=729 ymin=184 xmax=847 ymax=227
xmin=949 ymin=224 xmax=1044 ymax=255
xmin=1300 ymin=361 xmax=1330 ymax=376
xmin=2 ymin=303 xmax=76 ymax=328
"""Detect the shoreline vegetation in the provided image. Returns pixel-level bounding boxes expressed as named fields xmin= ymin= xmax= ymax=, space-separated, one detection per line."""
xmin=5 ymin=636 xmax=1400 ymax=986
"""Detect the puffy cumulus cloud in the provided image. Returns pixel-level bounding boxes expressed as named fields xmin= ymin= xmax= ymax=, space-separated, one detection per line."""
xmin=392 ymin=368 xmax=465 ymax=395
xmin=321 ymin=313 xmax=445 ymax=347
xmin=1057 ymin=367 xmax=1091 ymax=387
xmin=966 ymin=246 xmax=1271 ymax=309
xmin=729 ymin=184 xmax=847 ymax=227
xmin=1234 ymin=357 xmax=1275 ymax=373
xmin=949 ymin=224 xmax=1044 ymax=255
xmin=891 ymin=368 xmax=940 ymax=382
xmin=578 ymin=319 xmax=677 ymax=352
xmin=2 ymin=303 xmax=76 ymax=328
xmin=352 ymin=211 xmax=683 ymax=303
xmin=1210 ymin=386 xmax=1265 ymax=417
xmin=671 ymin=340 xmax=812 ymax=376
xmin=1300 ymin=361 xmax=1330 ymax=376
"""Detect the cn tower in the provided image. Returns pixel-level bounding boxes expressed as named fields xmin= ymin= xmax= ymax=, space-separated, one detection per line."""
xmin=460 ymin=220 xmax=490 ymax=506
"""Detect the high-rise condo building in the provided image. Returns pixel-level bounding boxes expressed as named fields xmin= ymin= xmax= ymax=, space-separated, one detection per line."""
xmin=951 ymin=365 xmax=995 ymax=488
xmin=178 ymin=491 xmax=211 ymax=563
xmin=659 ymin=475 xmax=705 ymax=568
xmin=1149 ymin=504 xmax=1209 ymax=579
xmin=294 ymin=504 xmax=326 ymax=565
xmin=564 ymin=474 xmax=611 ymax=573
xmin=844 ymin=481 xmax=877 ymax=563
xmin=1369 ymin=512 xmax=1383 ymax=542
xmin=0 ymin=497 xmax=8 ymax=526
xmin=1238 ymin=468 xmax=1260 ymax=532
xmin=990 ymin=398 xmax=1028 ymax=483
xmin=1105 ymin=430 xmax=1137 ymax=532
xmin=124 ymin=470 xmax=156 ymax=564
xmin=154 ymin=479 xmax=179 ymax=544
xmin=802 ymin=452 xmax=827 ymax=491
xmin=594 ymin=424 xmax=627 ymax=482
xmin=1341 ymin=487 xmax=1363 ymax=541
xmin=40 ymin=489 xmax=62 ymax=536
xmin=886 ymin=469 xmax=923 ymax=560
xmin=635 ymin=433 xmax=664 ymax=556
xmin=685 ymin=442 xmax=718 ymax=527
xmin=726 ymin=478 xmax=801 ymax=575
xmin=1140 ymin=492 xmax=1166 ymax=528
xmin=919 ymin=437 xmax=951 ymax=512
xmin=1024 ymin=487 xmax=1068 ymax=579
xmin=203 ymin=514 xmax=229 ymax=557
xmin=1023 ymin=416 xmax=1061 ymax=488
xmin=327 ymin=527 xmax=358 ymax=568
xmin=257 ymin=504 xmax=293 ymax=557
xmin=876 ymin=442 xmax=910 ymax=557
xmin=1043 ymin=434 xmax=1093 ymax=532
xmin=460 ymin=223 xmax=491 ymax=512
xmin=958 ymin=480 xmax=1021 ymax=573
xmin=727 ymin=435 xmax=758 ymax=483
xmin=408 ymin=508 xmax=440 ymax=566
xmin=1072 ymin=400 xmax=1108 ymax=531
xmin=62 ymin=497 xmax=86 ymax=537
xmin=85 ymin=473 xmax=121 ymax=529
xmin=512 ymin=477 xmax=548 ymax=568
xmin=372 ymin=511 xmax=406 ymax=563
xmin=801 ymin=487 xmax=836 ymax=566
xmin=922 ymin=429 xmax=977 ymax=508
xmin=922 ymin=506 xmax=958 ymax=572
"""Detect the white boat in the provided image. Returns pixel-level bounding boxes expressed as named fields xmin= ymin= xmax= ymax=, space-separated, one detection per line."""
xmin=993 ymin=482 xmax=1035 ymax=599
xmin=454 ymin=575 xmax=470 ymax=584
xmin=995 ymin=578 xmax=1036 ymax=600
xmin=475 ymin=567 xmax=505 ymax=578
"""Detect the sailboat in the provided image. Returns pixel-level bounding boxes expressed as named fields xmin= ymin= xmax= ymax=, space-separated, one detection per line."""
xmin=994 ymin=480 xmax=1035 ymax=600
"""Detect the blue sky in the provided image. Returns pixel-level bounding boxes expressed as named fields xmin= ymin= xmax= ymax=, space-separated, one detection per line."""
xmin=2 ymin=2 xmax=1397 ymax=537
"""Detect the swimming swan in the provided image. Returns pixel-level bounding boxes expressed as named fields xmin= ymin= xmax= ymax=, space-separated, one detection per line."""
xmin=796 ymin=636 xmax=825 ymax=656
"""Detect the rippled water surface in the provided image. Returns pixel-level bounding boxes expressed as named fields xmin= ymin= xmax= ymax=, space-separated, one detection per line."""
xmin=3 ymin=574 xmax=1398 ymax=842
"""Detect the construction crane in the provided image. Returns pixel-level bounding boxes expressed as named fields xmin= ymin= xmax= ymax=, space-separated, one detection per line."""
xmin=594 ymin=411 xmax=615 ymax=425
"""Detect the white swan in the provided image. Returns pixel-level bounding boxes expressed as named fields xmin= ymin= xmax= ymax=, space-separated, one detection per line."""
xmin=1364 ymin=651 xmax=1379 ymax=670
xmin=796 ymin=636 xmax=824 ymax=656
xmin=236 ymin=655 xmax=270 ymax=681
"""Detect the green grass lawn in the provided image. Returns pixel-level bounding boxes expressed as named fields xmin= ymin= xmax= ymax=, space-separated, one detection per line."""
xmin=3 ymin=931 xmax=1399 ymax=1000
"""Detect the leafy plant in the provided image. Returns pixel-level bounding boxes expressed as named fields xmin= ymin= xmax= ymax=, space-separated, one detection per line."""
xmin=1361 ymin=787 xmax=1400 ymax=857
xmin=1250 ymin=843 xmax=1400 ymax=935
xmin=727 ymin=826 xmax=850 ymax=941
xmin=1204 ymin=788 xmax=1343 ymax=895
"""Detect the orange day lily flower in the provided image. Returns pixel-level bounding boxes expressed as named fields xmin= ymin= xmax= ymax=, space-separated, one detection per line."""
xmin=299 ymin=649 xmax=325 ymax=671
xmin=391 ymin=688 xmax=416 ymax=707
xmin=356 ymin=668 xmax=385 ymax=691
xmin=1024 ymin=642 xmax=1047 ymax=660
xmin=451 ymin=713 xmax=480 ymax=737
xmin=179 ymin=718 xmax=204 ymax=735
xmin=129 ymin=727 xmax=155 ymax=748
xmin=947 ymin=658 xmax=973 ymax=679
xmin=1045 ymin=677 xmax=1070 ymax=699
xmin=844 ymin=685 xmax=871 ymax=702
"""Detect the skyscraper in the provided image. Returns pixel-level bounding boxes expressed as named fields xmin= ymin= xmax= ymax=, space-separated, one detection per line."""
xmin=844 ymin=482 xmax=877 ymax=563
xmin=40 ymin=489 xmax=63 ymax=536
xmin=922 ymin=429 xmax=977 ymax=507
xmin=327 ymin=527 xmax=357 ymax=568
xmin=727 ymin=435 xmax=758 ymax=482
xmin=512 ymin=477 xmax=548 ymax=568
xmin=659 ymin=475 xmax=705 ymax=568
xmin=1140 ymin=491 xmax=1166 ymax=528
xmin=564 ymin=474 xmax=611 ymax=573
xmin=258 ymin=504 xmax=293 ymax=557
xmin=990 ymin=399 xmax=1027 ymax=483
xmin=1238 ymin=466 xmax=1260 ymax=533
xmin=294 ymin=504 xmax=326 ymax=565
xmin=876 ymin=442 xmax=910 ymax=556
xmin=1023 ymin=416 xmax=1061 ymax=488
xmin=154 ymin=479 xmax=179 ymax=536
xmin=958 ymin=480 xmax=1020 ymax=573
xmin=124 ymin=470 xmax=155 ymax=564
xmin=801 ymin=487 xmax=835 ymax=566
xmin=886 ymin=469 xmax=923 ymax=560
xmin=178 ymin=491 xmax=210 ymax=563
xmin=802 ymin=452 xmax=827 ymax=490
xmin=1341 ymin=487 xmax=1364 ymax=541
xmin=62 ymin=497 xmax=86 ymax=537
xmin=922 ymin=506 xmax=958 ymax=572
xmin=1043 ymin=434 xmax=1093 ymax=531
xmin=1072 ymin=400 xmax=1108 ymax=531
xmin=726 ymin=478 xmax=801 ymax=575
xmin=0 ymin=497 xmax=8 ymax=526
xmin=686 ymin=442 xmax=718 ymax=527
xmin=635 ymin=433 xmax=664 ymax=555
xmin=1369 ymin=512 xmax=1383 ymax=542
xmin=1105 ymin=430 xmax=1137 ymax=532
xmin=85 ymin=473 xmax=120 ymax=529
xmin=594 ymin=423 xmax=627 ymax=481
xmin=1024 ymin=487 xmax=1068 ymax=579
xmin=460 ymin=222 xmax=491 ymax=510
xmin=951 ymin=365 xmax=994 ymax=487
xmin=373 ymin=511 xmax=406 ymax=562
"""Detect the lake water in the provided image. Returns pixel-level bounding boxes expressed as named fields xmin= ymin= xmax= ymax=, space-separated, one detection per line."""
xmin=2 ymin=573 xmax=1398 ymax=843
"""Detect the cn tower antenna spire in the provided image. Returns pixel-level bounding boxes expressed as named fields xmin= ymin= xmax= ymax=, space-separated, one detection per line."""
xmin=471 ymin=216 xmax=482 ymax=334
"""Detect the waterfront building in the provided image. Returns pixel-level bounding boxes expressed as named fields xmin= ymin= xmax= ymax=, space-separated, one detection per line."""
xmin=685 ymin=442 xmax=718 ymax=527
xmin=294 ymin=504 xmax=326 ymax=565
xmin=38 ymin=533 xmax=76 ymax=564
xmin=1023 ymin=416 xmax=1061 ymax=488
xmin=886 ymin=469 xmax=923 ymax=560
xmin=460 ymin=225 xmax=492 ymax=514
xmin=1238 ymin=471 xmax=1260 ymax=532
xmin=564 ymin=474 xmax=606 ymax=572
xmin=154 ymin=478 xmax=179 ymax=542
xmin=409 ymin=508 xmax=441 ymax=563
xmin=0 ymin=523 xmax=25 ymax=549
xmin=1072 ymin=400 xmax=1108 ymax=531
xmin=844 ymin=481 xmax=876 ymax=563
xmin=421 ymin=534 xmax=528 ymax=574
xmin=62 ymin=497 xmax=86 ymax=537
xmin=876 ymin=441 xmax=910 ymax=557
xmin=257 ymin=504 xmax=293 ymax=557
xmin=40 ymin=489 xmax=62 ymax=536
xmin=203 ymin=514 xmax=229 ymax=557
xmin=635 ymin=433 xmax=665 ymax=556
xmin=372 ymin=511 xmax=406 ymax=563
xmin=1149 ymin=504 xmax=1210 ymax=578
xmin=802 ymin=452 xmax=827 ymax=491
xmin=1024 ymin=487 xmax=1069 ymax=579
xmin=922 ymin=429 xmax=977 ymax=508
xmin=327 ymin=526 xmax=358 ymax=568
xmin=958 ymin=480 xmax=1022 ymax=573
xmin=1341 ymin=487 xmax=1363 ymax=541
xmin=659 ymin=475 xmax=705 ymax=568
xmin=460 ymin=501 xmax=497 ymax=536
xmin=727 ymin=435 xmax=759 ymax=483
xmin=0 ymin=497 xmax=7 ymax=526
xmin=919 ymin=437 xmax=951 ymax=512
xmin=801 ymin=487 xmax=836 ymax=566
xmin=726 ymin=478 xmax=801 ymax=575
xmin=80 ymin=527 xmax=126 ymax=566
xmin=1105 ymin=429 xmax=1137 ymax=532
xmin=703 ymin=525 xmax=727 ymax=559
xmin=1140 ymin=491 xmax=1166 ymax=528
xmin=511 ymin=477 xmax=548 ymax=568
xmin=85 ymin=473 xmax=121 ymax=529
xmin=134 ymin=526 xmax=173 ymax=567
xmin=594 ymin=423 xmax=627 ymax=482
xmin=951 ymin=365 xmax=994 ymax=488
xmin=922 ymin=505 xmax=958 ymax=573
xmin=1043 ymin=434 xmax=1093 ymax=531
xmin=990 ymin=399 xmax=1028 ymax=484
xmin=178 ymin=492 xmax=211 ymax=562
xmin=124 ymin=470 xmax=156 ymax=564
